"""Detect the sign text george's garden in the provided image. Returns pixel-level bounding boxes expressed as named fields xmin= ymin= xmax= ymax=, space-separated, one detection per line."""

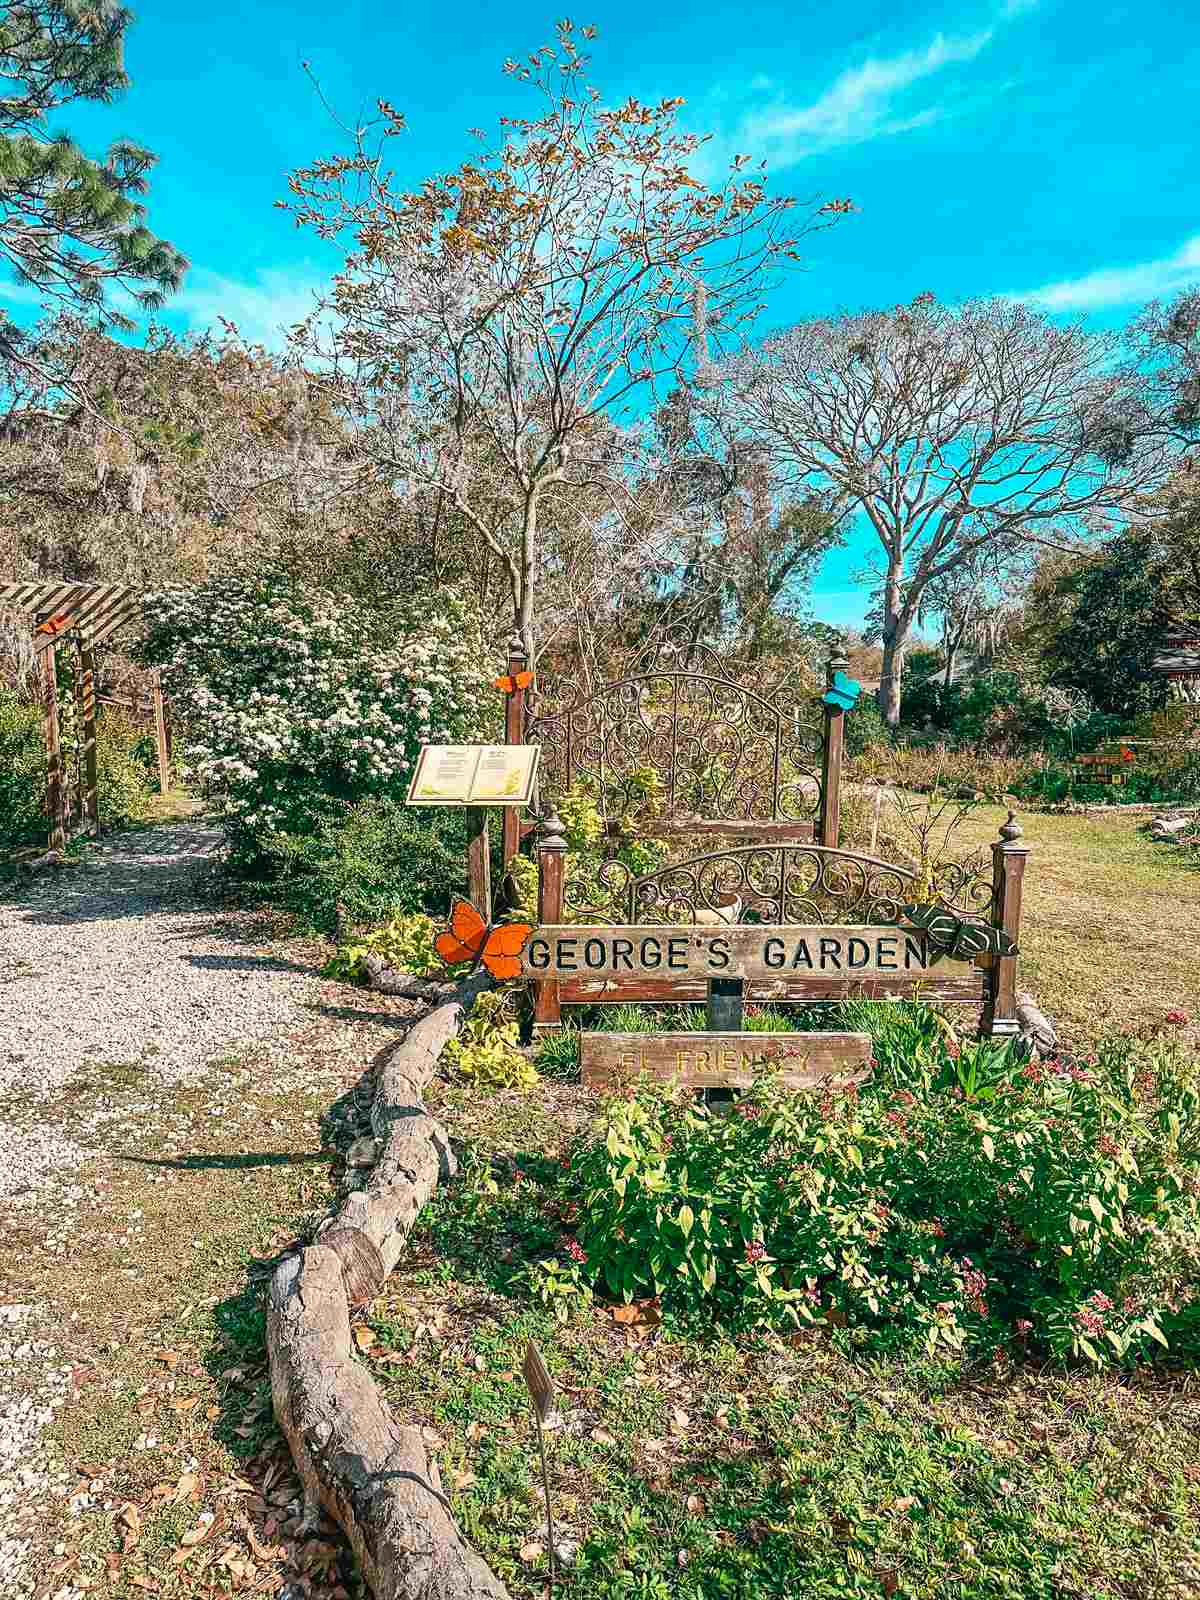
xmin=518 ymin=924 xmax=942 ymax=982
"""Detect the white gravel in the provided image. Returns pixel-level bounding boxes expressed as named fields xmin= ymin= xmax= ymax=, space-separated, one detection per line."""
xmin=0 ymin=820 xmax=326 ymax=1597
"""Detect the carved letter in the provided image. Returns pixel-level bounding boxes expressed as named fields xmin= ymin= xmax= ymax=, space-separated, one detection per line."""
xmin=764 ymin=937 xmax=786 ymax=969
xmin=525 ymin=937 xmax=550 ymax=971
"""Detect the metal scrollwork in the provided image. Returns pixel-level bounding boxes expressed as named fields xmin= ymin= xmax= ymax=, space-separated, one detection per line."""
xmin=622 ymin=845 xmax=994 ymax=928
xmin=528 ymin=667 xmax=826 ymax=831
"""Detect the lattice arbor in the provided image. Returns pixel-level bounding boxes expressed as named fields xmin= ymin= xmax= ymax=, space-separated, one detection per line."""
xmin=0 ymin=581 xmax=167 ymax=851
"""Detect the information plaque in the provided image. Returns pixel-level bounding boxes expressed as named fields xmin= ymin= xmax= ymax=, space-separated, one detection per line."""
xmin=405 ymin=743 xmax=540 ymax=807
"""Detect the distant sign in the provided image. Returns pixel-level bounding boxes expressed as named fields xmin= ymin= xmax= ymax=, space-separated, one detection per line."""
xmin=519 ymin=924 xmax=941 ymax=983
xmin=406 ymin=744 xmax=540 ymax=807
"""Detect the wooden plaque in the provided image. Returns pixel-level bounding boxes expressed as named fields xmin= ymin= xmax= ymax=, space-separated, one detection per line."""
xmin=581 ymin=1031 xmax=873 ymax=1091
xmin=520 ymin=924 xmax=942 ymax=983
xmin=522 ymin=1340 xmax=556 ymax=1423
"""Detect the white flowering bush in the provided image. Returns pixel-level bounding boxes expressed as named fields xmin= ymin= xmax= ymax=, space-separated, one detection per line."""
xmin=134 ymin=575 xmax=497 ymax=863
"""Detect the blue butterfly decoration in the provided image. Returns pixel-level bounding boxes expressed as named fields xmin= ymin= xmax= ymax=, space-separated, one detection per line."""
xmin=822 ymin=671 xmax=862 ymax=712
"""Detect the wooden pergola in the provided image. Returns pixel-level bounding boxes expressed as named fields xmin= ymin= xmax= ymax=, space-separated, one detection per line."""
xmin=0 ymin=581 xmax=170 ymax=851
xmin=1152 ymin=623 xmax=1200 ymax=702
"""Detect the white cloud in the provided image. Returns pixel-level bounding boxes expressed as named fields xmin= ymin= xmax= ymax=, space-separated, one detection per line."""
xmin=689 ymin=27 xmax=995 ymax=181
xmin=1009 ymin=236 xmax=1200 ymax=312
xmin=157 ymin=263 xmax=334 ymax=351
xmin=0 ymin=262 xmax=336 ymax=352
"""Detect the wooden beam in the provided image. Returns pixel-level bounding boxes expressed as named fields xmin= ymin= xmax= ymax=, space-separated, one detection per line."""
xmin=558 ymin=972 xmax=986 ymax=1005
xmin=152 ymin=670 xmax=170 ymax=795
xmin=79 ymin=641 xmax=98 ymax=836
xmin=39 ymin=641 xmax=65 ymax=852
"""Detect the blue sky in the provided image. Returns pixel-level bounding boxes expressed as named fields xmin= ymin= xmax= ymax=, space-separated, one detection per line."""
xmin=5 ymin=0 xmax=1200 ymax=629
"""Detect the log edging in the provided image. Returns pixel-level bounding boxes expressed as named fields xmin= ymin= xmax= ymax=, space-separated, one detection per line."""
xmin=266 ymin=972 xmax=511 ymax=1600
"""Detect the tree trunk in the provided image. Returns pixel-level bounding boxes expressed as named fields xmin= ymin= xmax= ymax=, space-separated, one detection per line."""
xmin=878 ymin=572 xmax=907 ymax=726
xmin=267 ymin=988 xmax=509 ymax=1600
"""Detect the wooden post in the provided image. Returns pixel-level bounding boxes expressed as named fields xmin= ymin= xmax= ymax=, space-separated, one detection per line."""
xmin=467 ymin=810 xmax=492 ymax=918
xmin=982 ymin=811 xmax=1029 ymax=1039
xmin=78 ymin=639 xmax=99 ymax=836
xmin=71 ymin=634 xmax=85 ymax=832
xmin=502 ymin=634 xmax=529 ymax=869
xmin=39 ymin=640 xmax=66 ymax=853
xmin=152 ymin=670 xmax=170 ymax=795
xmin=532 ymin=809 xmax=566 ymax=1035
xmin=818 ymin=643 xmax=849 ymax=849
xmin=707 ymin=976 xmax=744 ymax=1032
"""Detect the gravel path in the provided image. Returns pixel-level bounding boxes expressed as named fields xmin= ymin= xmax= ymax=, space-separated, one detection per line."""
xmin=0 ymin=820 xmax=329 ymax=1599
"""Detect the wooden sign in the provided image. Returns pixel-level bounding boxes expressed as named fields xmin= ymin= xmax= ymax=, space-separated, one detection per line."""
xmin=581 ymin=1031 xmax=873 ymax=1092
xmin=520 ymin=924 xmax=941 ymax=982
xmin=406 ymin=743 xmax=540 ymax=807
xmin=522 ymin=1340 xmax=556 ymax=1424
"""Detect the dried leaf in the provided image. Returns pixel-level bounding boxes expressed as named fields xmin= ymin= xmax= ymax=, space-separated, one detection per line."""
xmin=496 ymin=1369 xmax=516 ymax=1382
xmin=450 ymin=1469 xmax=476 ymax=1490
xmin=118 ymin=1503 xmax=142 ymax=1535
xmin=465 ymin=1421 xmax=488 ymax=1443
xmin=173 ymin=1473 xmax=200 ymax=1503
xmin=893 ymin=1496 xmax=917 ymax=1513
xmin=519 ymin=1542 xmax=544 ymax=1563
xmin=589 ymin=1427 xmax=617 ymax=1447
xmin=180 ymin=1515 xmax=216 ymax=1548
xmin=127 ymin=1578 xmax=158 ymax=1593
xmin=671 ymin=1407 xmax=690 ymax=1433
xmin=352 ymin=1325 xmax=376 ymax=1352
xmin=172 ymin=1396 xmax=201 ymax=1413
xmin=206 ymin=1404 xmax=220 ymax=1420
xmin=155 ymin=1350 xmax=180 ymax=1369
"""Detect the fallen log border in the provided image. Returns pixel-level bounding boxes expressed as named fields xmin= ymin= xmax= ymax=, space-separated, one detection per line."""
xmin=267 ymin=968 xmax=511 ymax=1600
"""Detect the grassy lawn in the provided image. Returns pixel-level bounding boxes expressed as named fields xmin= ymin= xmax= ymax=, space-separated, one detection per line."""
xmin=941 ymin=803 xmax=1200 ymax=1048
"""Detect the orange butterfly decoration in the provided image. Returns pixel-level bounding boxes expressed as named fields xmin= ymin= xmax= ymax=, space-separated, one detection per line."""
xmin=494 ymin=669 xmax=534 ymax=694
xmin=36 ymin=611 xmax=73 ymax=638
xmin=434 ymin=900 xmax=533 ymax=980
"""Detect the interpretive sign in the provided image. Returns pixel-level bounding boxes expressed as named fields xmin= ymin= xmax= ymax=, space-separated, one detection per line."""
xmin=406 ymin=743 xmax=540 ymax=807
xmin=581 ymin=1031 xmax=874 ymax=1092
xmin=519 ymin=923 xmax=943 ymax=982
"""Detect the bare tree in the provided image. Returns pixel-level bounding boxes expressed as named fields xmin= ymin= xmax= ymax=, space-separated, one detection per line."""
xmin=280 ymin=20 xmax=850 ymax=660
xmin=693 ymin=292 xmax=1179 ymax=723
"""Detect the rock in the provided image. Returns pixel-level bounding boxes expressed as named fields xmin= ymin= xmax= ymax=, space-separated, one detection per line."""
xmin=347 ymin=1136 xmax=379 ymax=1168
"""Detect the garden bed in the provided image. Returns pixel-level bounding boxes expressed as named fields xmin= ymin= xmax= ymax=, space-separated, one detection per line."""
xmin=345 ymin=1006 xmax=1200 ymax=1600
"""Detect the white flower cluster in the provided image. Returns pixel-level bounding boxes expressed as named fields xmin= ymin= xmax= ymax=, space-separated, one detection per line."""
xmin=138 ymin=579 xmax=497 ymax=845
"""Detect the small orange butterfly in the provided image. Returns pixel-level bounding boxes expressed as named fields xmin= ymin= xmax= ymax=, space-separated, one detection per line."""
xmin=494 ymin=670 xmax=534 ymax=694
xmin=435 ymin=900 xmax=533 ymax=980
xmin=36 ymin=611 xmax=72 ymax=638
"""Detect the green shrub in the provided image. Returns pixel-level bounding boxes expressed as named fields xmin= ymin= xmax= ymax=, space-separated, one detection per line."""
xmin=0 ymin=690 xmax=45 ymax=849
xmin=843 ymin=695 xmax=892 ymax=755
xmin=323 ymin=910 xmax=443 ymax=984
xmin=0 ymin=690 xmax=157 ymax=852
xmin=250 ymin=797 xmax=480 ymax=932
xmin=442 ymin=990 xmax=539 ymax=1091
xmin=538 ymin=1014 xmax=1200 ymax=1367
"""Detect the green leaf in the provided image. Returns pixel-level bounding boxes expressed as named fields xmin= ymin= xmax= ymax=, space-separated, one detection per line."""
xmin=1087 ymin=1194 xmax=1105 ymax=1223
xmin=677 ymin=1204 xmax=694 ymax=1237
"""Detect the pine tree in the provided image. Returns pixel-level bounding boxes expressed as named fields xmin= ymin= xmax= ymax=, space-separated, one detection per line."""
xmin=0 ymin=1 xmax=187 ymax=345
